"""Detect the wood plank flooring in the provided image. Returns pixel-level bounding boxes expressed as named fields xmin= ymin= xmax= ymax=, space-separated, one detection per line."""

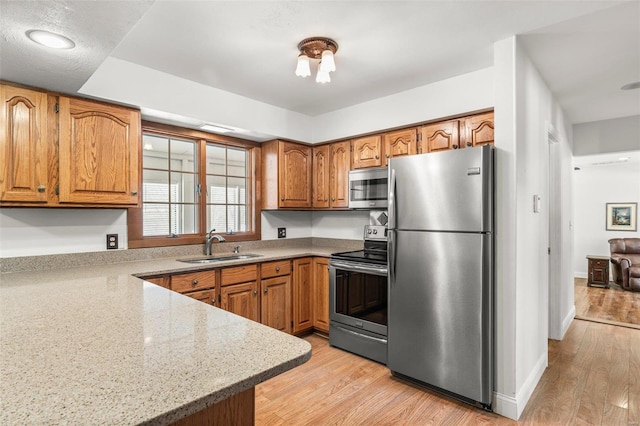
xmin=256 ymin=321 xmax=640 ymax=425
xmin=575 ymin=277 xmax=640 ymax=328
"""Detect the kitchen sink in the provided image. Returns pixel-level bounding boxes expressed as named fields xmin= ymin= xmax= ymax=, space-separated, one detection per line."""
xmin=177 ymin=253 xmax=263 ymax=263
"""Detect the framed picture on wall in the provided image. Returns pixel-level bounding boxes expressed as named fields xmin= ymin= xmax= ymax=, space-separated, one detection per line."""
xmin=606 ymin=202 xmax=637 ymax=231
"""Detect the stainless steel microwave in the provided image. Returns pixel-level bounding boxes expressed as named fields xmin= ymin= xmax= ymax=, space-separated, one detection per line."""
xmin=348 ymin=167 xmax=388 ymax=209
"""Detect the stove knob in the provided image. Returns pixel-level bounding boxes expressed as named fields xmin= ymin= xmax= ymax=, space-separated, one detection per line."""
xmin=367 ymin=229 xmax=372 ymax=234
xmin=373 ymin=229 xmax=378 ymax=234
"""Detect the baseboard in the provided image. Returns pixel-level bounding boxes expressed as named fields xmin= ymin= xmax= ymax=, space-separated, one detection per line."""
xmin=574 ymin=272 xmax=587 ymax=279
xmin=493 ymin=351 xmax=548 ymax=420
xmin=560 ymin=305 xmax=576 ymax=339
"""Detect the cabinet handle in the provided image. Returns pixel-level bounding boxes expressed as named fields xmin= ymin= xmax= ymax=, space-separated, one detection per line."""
xmin=275 ymin=266 xmax=280 ymax=272
xmin=325 ymin=198 xmax=328 ymax=202
xmin=386 ymin=154 xmax=390 ymax=159
xmin=281 ymin=197 xmax=285 ymax=201
xmin=467 ymin=142 xmax=472 ymax=147
xmin=452 ymin=144 xmax=458 ymax=149
xmin=253 ymin=290 xmax=257 ymax=295
xmin=211 ymin=298 xmax=216 ymax=305
xmin=375 ymin=155 xmax=380 ymax=159
xmin=192 ymin=279 xmax=198 ymax=286
xmin=37 ymin=185 xmax=45 ymax=193
xmin=264 ymin=288 xmax=268 ymax=294
xmin=331 ymin=197 xmax=335 ymax=201
xmin=131 ymin=190 xmax=138 ymax=196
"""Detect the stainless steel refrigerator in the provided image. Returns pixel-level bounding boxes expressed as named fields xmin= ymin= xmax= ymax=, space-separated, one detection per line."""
xmin=387 ymin=144 xmax=494 ymax=410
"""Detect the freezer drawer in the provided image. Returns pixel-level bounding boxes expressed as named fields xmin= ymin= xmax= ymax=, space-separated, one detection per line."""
xmin=330 ymin=322 xmax=387 ymax=365
xmin=387 ymin=229 xmax=493 ymax=407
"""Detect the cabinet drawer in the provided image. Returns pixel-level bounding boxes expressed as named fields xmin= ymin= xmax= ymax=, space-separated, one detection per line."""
xmin=171 ymin=270 xmax=217 ymax=293
xmin=184 ymin=288 xmax=217 ymax=307
xmin=261 ymin=260 xmax=291 ymax=279
xmin=221 ymin=264 xmax=258 ymax=286
xmin=591 ymin=260 xmax=609 ymax=267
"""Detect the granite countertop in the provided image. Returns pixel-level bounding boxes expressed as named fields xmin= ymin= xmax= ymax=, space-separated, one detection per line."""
xmin=0 ymin=242 xmax=356 ymax=425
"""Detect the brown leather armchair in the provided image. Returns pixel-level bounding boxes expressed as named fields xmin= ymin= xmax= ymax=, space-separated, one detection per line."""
xmin=609 ymin=238 xmax=640 ymax=291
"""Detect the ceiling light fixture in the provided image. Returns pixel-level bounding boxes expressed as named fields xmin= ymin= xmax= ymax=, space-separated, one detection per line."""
xmin=26 ymin=29 xmax=75 ymax=49
xmin=295 ymin=37 xmax=338 ymax=84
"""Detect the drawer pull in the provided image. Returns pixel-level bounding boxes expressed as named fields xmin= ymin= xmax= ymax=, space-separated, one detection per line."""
xmin=37 ymin=185 xmax=46 ymax=193
xmin=264 ymin=288 xmax=268 ymax=294
xmin=192 ymin=279 xmax=198 ymax=286
xmin=253 ymin=290 xmax=257 ymax=295
xmin=275 ymin=266 xmax=280 ymax=272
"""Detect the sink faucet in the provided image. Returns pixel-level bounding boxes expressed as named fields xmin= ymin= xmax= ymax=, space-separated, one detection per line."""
xmin=204 ymin=229 xmax=226 ymax=255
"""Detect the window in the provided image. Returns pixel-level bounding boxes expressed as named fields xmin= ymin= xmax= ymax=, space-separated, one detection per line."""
xmin=128 ymin=122 xmax=261 ymax=248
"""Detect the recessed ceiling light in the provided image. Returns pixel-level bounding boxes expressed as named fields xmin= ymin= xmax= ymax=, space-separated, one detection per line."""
xmin=200 ymin=124 xmax=234 ymax=133
xmin=620 ymin=81 xmax=640 ymax=90
xmin=26 ymin=29 xmax=75 ymax=49
xmin=618 ymin=156 xmax=630 ymax=161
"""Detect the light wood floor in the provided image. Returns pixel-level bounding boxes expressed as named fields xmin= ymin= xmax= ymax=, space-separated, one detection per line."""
xmin=256 ymin=321 xmax=640 ymax=425
xmin=575 ymin=277 xmax=640 ymax=328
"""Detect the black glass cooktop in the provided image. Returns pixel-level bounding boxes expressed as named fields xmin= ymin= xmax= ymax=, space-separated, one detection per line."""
xmin=331 ymin=249 xmax=387 ymax=265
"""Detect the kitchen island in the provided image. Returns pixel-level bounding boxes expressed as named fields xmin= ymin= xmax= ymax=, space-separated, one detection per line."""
xmin=0 ymin=248 xmax=325 ymax=425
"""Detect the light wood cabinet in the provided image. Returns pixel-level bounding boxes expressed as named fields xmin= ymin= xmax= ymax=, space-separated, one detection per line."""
xmin=0 ymin=85 xmax=49 ymax=203
xmin=262 ymin=140 xmax=312 ymax=209
xmin=1 ymin=83 xmax=141 ymax=207
xmin=312 ymin=257 xmax=330 ymax=333
xmin=292 ymin=257 xmax=313 ymax=334
xmin=312 ymin=144 xmax=330 ymax=208
xmin=185 ymin=288 xmax=217 ymax=307
xmin=171 ymin=270 xmax=217 ymax=293
xmin=461 ymin=112 xmax=494 ymax=148
xmin=143 ymin=276 xmax=170 ymax=289
xmin=420 ymin=119 xmax=460 ymax=153
xmin=58 ymin=96 xmax=140 ymax=205
xmin=261 ymin=260 xmax=292 ymax=333
xmin=313 ymin=141 xmax=350 ymax=209
xmin=221 ymin=281 xmax=259 ymax=322
xmin=382 ymin=128 xmax=417 ymax=165
xmin=330 ymin=141 xmax=350 ymax=208
xmin=351 ymin=135 xmax=382 ymax=169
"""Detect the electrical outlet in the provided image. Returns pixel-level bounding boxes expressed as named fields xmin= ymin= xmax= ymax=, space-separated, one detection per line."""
xmin=106 ymin=234 xmax=118 ymax=250
xmin=278 ymin=228 xmax=286 ymax=239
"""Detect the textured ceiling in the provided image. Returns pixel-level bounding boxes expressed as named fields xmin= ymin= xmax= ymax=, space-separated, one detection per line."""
xmin=1 ymin=0 xmax=638 ymax=127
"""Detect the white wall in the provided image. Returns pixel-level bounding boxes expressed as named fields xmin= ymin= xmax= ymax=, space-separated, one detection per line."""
xmin=0 ymin=209 xmax=128 ymax=258
xmin=312 ymin=67 xmax=494 ymax=142
xmin=572 ymin=160 xmax=640 ymax=277
xmin=573 ymin=115 xmax=640 ymax=155
xmin=261 ymin=210 xmax=370 ymax=241
xmin=260 ymin=211 xmax=312 ymax=240
xmin=492 ymin=36 xmax=574 ymax=420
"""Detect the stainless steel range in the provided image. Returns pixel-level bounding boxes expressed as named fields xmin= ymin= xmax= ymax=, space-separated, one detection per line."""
xmin=329 ymin=225 xmax=388 ymax=364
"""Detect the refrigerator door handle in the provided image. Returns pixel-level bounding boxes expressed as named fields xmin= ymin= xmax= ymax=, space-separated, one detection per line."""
xmin=388 ymin=230 xmax=396 ymax=286
xmin=388 ymin=168 xmax=397 ymax=230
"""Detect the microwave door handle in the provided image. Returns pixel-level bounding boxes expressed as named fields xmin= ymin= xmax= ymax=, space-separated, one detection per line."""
xmin=388 ymin=168 xmax=396 ymax=230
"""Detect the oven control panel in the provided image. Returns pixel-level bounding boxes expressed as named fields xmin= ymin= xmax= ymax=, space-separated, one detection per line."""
xmin=363 ymin=225 xmax=387 ymax=242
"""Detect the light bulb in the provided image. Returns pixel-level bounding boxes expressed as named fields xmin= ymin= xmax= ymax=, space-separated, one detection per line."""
xmin=26 ymin=30 xmax=75 ymax=49
xmin=316 ymin=65 xmax=331 ymax=84
xmin=295 ymin=54 xmax=311 ymax=77
xmin=319 ymin=50 xmax=336 ymax=72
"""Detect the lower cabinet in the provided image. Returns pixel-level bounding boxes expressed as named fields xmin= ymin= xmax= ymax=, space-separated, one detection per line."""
xmin=140 ymin=255 xmax=331 ymax=335
xmin=261 ymin=260 xmax=292 ymax=334
xmin=292 ymin=258 xmax=313 ymax=334
xmin=221 ymin=265 xmax=259 ymax=322
xmin=312 ymin=257 xmax=330 ymax=333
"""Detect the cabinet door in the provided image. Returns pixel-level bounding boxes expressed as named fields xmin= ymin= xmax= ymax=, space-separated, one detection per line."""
xmin=143 ymin=276 xmax=170 ymax=289
xmin=185 ymin=288 xmax=217 ymax=307
xmin=383 ymin=128 xmax=417 ymax=165
xmin=312 ymin=145 xmax=330 ymax=208
xmin=261 ymin=275 xmax=292 ymax=333
xmin=58 ymin=97 xmax=140 ymax=205
xmin=0 ymin=85 xmax=48 ymax=202
xmin=461 ymin=112 xmax=494 ymax=148
xmin=420 ymin=120 xmax=460 ymax=153
xmin=278 ymin=141 xmax=311 ymax=208
xmin=221 ymin=281 xmax=259 ymax=322
xmin=292 ymin=257 xmax=313 ymax=334
xmin=351 ymin=136 xmax=382 ymax=169
xmin=330 ymin=141 xmax=350 ymax=208
xmin=312 ymin=257 xmax=330 ymax=333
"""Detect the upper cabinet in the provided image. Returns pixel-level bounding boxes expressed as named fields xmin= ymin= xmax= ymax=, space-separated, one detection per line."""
xmin=0 ymin=85 xmax=48 ymax=203
xmin=351 ymin=135 xmax=382 ymax=169
xmin=420 ymin=119 xmax=460 ymax=153
xmin=0 ymin=83 xmax=141 ymax=207
xmin=312 ymin=141 xmax=350 ymax=209
xmin=58 ymin=97 xmax=140 ymax=205
xmin=329 ymin=141 xmax=350 ymax=208
xmin=262 ymin=140 xmax=312 ymax=209
xmin=382 ymin=128 xmax=417 ymax=166
xmin=461 ymin=112 xmax=494 ymax=148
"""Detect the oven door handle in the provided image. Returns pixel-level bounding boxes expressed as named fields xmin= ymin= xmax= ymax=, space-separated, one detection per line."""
xmin=330 ymin=261 xmax=387 ymax=276
xmin=333 ymin=325 xmax=387 ymax=344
